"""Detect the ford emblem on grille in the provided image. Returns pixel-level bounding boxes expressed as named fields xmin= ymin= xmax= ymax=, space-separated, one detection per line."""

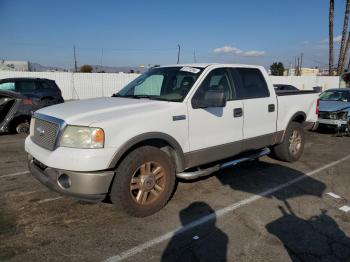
xmin=36 ymin=126 xmax=45 ymax=136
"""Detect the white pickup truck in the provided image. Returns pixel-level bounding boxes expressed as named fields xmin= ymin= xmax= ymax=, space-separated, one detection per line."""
xmin=25 ymin=64 xmax=318 ymax=217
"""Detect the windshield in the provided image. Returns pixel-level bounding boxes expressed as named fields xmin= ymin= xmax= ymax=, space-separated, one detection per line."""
xmin=114 ymin=66 xmax=204 ymax=102
xmin=319 ymin=90 xmax=350 ymax=102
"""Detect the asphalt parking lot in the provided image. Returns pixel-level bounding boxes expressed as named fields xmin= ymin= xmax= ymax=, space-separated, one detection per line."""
xmin=1 ymin=129 xmax=350 ymax=262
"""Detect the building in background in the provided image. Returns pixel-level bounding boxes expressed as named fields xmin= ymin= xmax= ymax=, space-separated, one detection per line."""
xmin=0 ymin=60 xmax=30 ymax=71
xmin=284 ymin=67 xmax=320 ymax=76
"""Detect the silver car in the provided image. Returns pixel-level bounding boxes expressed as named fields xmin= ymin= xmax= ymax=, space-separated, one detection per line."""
xmin=316 ymin=88 xmax=350 ymax=131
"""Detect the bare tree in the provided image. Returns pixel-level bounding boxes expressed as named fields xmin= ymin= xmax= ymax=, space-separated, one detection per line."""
xmin=337 ymin=0 xmax=350 ymax=75
xmin=329 ymin=0 xmax=334 ymax=76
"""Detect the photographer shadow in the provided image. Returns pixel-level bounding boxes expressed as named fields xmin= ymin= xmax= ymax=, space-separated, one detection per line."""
xmin=161 ymin=201 xmax=228 ymax=262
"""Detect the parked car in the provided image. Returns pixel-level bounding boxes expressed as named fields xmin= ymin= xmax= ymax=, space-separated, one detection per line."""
xmin=273 ymin=84 xmax=299 ymax=91
xmin=315 ymin=88 xmax=350 ymax=132
xmin=0 ymin=78 xmax=64 ymax=133
xmin=25 ymin=64 xmax=318 ymax=217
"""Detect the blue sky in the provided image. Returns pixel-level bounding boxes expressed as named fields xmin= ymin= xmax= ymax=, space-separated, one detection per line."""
xmin=0 ymin=0 xmax=348 ymax=69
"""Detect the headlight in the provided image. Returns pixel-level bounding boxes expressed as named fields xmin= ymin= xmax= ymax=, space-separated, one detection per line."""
xmin=60 ymin=126 xmax=104 ymax=149
xmin=337 ymin=111 xmax=348 ymax=120
xmin=29 ymin=117 xmax=36 ymax=136
xmin=329 ymin=112 xmax=338 ymax=120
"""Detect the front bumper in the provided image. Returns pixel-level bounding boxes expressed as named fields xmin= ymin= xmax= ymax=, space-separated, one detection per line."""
xmin=318 ymin=118 xmax=348 ymax=126
xmin=28 ymin=155 xmax=114 ymax=202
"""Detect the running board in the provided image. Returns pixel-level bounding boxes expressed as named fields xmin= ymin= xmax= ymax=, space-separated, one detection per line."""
xmin=177 ymin=148 xmax=271 ymax=180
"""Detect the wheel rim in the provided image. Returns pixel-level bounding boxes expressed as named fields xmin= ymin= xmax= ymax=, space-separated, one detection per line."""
xmin=289 ymin=130 xmax=302 ymax=156
xmin=130 ymin=161 xmax=166 ymax=205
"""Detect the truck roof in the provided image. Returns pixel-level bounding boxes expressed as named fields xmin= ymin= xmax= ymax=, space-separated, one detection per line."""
xmin=159 ymin=63 xmax=264 ymax=69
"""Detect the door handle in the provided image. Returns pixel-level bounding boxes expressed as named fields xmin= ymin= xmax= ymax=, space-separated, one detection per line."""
xmin=268 ymin=104 xmax=275 ymax=112
xmin=234 ymin=108 xmax=243 ymax=118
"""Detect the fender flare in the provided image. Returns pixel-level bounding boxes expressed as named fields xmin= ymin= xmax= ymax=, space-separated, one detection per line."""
xmin=108 ymin=132 xmax=186 ymax=171
xmin=278 ymin=111 xmax=307 ymax=143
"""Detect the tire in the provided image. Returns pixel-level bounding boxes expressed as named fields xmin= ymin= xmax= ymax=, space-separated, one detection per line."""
xmin=15 ymin=122 xmax=30 ymax=134
xmin=271 ymin=122 xmax=305 ymax=162
xmin=110 ymin=146 xmax=176 ymax=217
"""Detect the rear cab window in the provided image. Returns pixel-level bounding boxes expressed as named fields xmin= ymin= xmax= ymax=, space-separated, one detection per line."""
xmin=230 ymin=68 xmax=270 ymax=99
xmin=16 ymin=81 xmax=37 ymax=93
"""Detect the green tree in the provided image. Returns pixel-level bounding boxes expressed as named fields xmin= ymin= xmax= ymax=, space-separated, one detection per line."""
xmin=270 ymin=62 xmax=285 ymax=76
xmin=79 ymin=65 xmax=93 ymax=73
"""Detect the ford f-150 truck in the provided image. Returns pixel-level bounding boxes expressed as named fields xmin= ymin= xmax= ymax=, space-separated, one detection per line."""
xmin=25 ymin=64 xmax=318 ymax=217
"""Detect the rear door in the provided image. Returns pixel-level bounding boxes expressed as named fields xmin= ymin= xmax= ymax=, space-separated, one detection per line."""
xmin=230 ymin=68 xmax=277 ymax=150
xmin=187 ymin=68 xmax=244 ymax=166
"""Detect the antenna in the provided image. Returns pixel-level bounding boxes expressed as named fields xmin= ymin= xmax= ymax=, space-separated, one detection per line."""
xmin=193 ymin=49 xmax=197 ymax=63
xmin=177 ymin=44 xmax=181 ymax=64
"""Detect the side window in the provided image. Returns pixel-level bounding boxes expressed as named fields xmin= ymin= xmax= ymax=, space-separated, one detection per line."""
xmin=231 ymin=68 xmax=270 ymax=99
xmin=193 ymin=68 xmax=234 ymax=102
xmin=134 ymin=75 xmax=164 ymax=96
xmin=0 ymin=82 xmax=15 ymax=91
xmin=17 ymin=81 xmax=37 ymax=93
xmin=40 ymin=81 xmax=53 ymax=89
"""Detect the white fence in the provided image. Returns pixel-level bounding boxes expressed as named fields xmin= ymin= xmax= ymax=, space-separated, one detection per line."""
xmin=0 ymin=71 xmax=340 ymax=100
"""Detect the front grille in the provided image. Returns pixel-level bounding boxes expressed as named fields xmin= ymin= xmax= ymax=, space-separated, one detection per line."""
xmin=318 ymin=111 xmax=330 ymax=119
xmin=31 ymin=117 xmax=59 ymax=150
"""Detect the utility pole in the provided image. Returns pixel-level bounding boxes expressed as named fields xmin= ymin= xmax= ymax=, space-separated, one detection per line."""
xmin=193 ymin=49 xmax=197 ymax=63
xmin=300 ymin=53 xmax=303 ymax=75
xmin=73 ymin=45 xmax=78 ymax=72
xmin=177 ymin=44 xmax=181 ymax=64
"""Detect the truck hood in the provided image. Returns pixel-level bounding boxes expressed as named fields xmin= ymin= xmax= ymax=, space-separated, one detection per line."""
xmin=319 ymin=100 xmax=350 ymax=112
xmin=36 ymin=97 xmax=166 ymax=126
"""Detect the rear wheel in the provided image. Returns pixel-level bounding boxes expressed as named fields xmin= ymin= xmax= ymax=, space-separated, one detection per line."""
xmin=271 ymin=122 xmax=305 ymax=162
xmin=15 ymin=122 xmax=30 ymax=134
xmin=110 ymin=146 xmax=175 ymax=217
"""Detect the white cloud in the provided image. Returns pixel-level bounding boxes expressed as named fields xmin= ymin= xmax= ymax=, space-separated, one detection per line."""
xmin=320 ymin=34 xmax=342 ymax=44
xmin=213 ymin=45 xmax=265 ymax=57
xmin=213 ymin=46 xmax=243 ymax=54
xmin=242 ymin=50 xmax=266 ymax=57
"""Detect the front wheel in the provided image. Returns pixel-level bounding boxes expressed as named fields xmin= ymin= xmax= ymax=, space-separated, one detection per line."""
xmin=110 ymin=146 xmax=175 ymax=217
xmin=271 ymin=122 xmax=305 ymax=162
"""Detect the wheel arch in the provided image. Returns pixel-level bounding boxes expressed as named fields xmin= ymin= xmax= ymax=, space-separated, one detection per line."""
xmin=108 ymin=132 xmax=186 ymax=173
xmin=278 ymin=111 xmax=306 ymax=144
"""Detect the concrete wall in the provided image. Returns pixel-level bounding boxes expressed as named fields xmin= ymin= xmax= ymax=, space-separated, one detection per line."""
xmin=0 ymin=71 xmax=340 ymax=100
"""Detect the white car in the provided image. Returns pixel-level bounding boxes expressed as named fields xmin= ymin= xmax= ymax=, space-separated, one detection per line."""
xmin=25 ymin=64 xmax=318 ymax=217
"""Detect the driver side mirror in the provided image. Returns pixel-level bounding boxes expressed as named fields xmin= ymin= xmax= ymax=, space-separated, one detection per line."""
xmin=193 ymin=89 xmax=226 ymax=109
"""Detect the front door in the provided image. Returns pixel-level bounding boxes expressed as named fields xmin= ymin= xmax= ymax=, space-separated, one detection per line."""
xmin=187 ymin=68 xmax=244 ymax=166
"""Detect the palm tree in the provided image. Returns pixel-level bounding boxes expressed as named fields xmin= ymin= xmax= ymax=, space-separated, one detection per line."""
xmin=329 ymin=0 xmax=334 ymax=76
xmin=337 ymin=0 xmax=350 ymax=75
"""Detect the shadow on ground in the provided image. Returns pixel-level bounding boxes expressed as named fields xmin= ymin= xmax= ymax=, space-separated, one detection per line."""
xmin=161 ymin=201 xmax=228 ymax=262
xmin=266 ymin=205 xmax=350 ymax=262
xmin=172 ymin=160 xmax=350 ymax=261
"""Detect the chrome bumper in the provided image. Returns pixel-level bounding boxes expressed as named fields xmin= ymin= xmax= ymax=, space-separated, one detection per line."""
xmin=28 ymin=155 xmax=114 ymax=202
xmin=318 ymin=118 xmax=348 ymax=126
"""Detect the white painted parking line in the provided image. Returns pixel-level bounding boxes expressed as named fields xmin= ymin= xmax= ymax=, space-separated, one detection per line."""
xmin=105 ymin=154 xmax=350 ymax=262
xmin=37 ymin=196 xmax=63 ymax=204
xmin=339 ymin=205 xmax=350 ymax=213
xmin=0 ymin=171 xmax=30 ymax=178
xmin=326 ymin=192 xmax=341 ymax=199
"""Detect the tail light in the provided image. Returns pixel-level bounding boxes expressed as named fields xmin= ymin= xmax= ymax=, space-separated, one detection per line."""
xmin=316 ymin=99 xmax=320 ymax=115
xmin=23 ymin=98 xmax=33 ymax=105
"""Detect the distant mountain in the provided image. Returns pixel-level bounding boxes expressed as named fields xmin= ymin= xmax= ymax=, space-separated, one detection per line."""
xmin=28 ymin=62 xmax=147 ymax=73
xmin=85 ymin=65 xmax=147 ymax=73
xmin=29 ymin=62 xmax=68 ymax=72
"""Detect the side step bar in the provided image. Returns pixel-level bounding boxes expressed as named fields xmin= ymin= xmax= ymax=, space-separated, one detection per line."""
xmin=176 ymin=148 xmax=271 ymax=180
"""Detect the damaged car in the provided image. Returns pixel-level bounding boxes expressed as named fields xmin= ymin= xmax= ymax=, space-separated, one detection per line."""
xmin=315 ymin=88 xmax=350 ymax=134
xmin=0 ymin=78 xmax=64 ymax=134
